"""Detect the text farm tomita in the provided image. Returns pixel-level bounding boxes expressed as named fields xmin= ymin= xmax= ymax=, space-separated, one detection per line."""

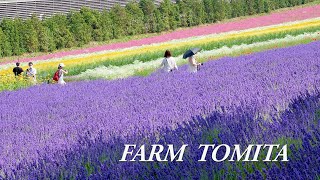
xmin=120 ymin=144 xmax=288 ymax=162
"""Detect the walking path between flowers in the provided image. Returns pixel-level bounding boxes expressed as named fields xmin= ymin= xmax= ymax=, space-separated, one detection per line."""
xmin=3 ymin=4 xmax=320 ymax=65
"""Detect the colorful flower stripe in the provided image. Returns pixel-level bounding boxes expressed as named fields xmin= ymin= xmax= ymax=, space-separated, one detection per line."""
xmin=1 ymin=41 xmax=319 ymax=178
xmin=1 ymin=18 xmax=319 ymax=76
xmin=6 ymin=4 xmax=320 ymax=65
xmin=77 ymin=31 xmax=320 ymax=80
xmin=1 ymin=30 xmax=318 ymax=92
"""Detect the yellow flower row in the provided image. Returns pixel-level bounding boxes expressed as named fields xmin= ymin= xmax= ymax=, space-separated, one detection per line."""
xmin=1 ymin=18 xmax=320 ymax=76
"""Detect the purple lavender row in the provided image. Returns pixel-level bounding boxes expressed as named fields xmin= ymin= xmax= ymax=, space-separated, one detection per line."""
xmin=12 ymin=89 xmax=320 ymax=179
xmin=0 ymin=41 xmax=319 ymax=176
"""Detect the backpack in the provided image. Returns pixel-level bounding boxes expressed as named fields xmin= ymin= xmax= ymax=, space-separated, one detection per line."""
xmin=53 ymin=70 xmax=60 ymax=81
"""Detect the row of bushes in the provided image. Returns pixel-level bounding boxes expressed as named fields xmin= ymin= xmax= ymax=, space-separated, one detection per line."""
xmin=0 ymin=0 xmax=316 ymax=57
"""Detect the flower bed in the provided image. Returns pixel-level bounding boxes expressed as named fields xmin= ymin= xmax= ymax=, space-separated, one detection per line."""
xmin=6 ymin=4 xmax=320 ymax=65
xmin=0 ymin=41 xmax=319 ymax=178
xmin=0 ymin=17 xmax=319 ymax=90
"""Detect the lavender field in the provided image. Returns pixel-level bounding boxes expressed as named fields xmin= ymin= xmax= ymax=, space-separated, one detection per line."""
xmin=0 ymin=42 xmax=320 ymax=179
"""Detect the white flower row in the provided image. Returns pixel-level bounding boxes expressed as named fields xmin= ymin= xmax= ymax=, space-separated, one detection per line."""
xmin=76 ymin=31 xmax=320 ymax=80
xmin=1 ymin=17 xmax=319 ymax=71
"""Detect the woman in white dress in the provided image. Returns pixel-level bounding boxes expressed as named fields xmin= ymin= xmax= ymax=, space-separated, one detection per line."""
xmin=188 ymin=55 xmax=202 ymax=73
xmin=160 ymin=50 xmax=178 ymax=72
xmin=57 ymin=63 xmax=68 ymax=85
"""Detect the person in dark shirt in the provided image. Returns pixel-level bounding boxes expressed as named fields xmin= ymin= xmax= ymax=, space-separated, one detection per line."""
xmin=13 ymin=62 xmax=24 ymax=76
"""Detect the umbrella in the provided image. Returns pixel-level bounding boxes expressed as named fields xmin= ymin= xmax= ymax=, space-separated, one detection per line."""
xmin=183 ymin=48 xmax=201 ymax=59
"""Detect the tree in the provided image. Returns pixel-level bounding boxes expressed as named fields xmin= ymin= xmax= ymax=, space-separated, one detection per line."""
xmin=38 ymin=24 xmax=55 ymax=52
xmin=212 ymin=0 xmax=227 ymax=22
xmin=203 ymin=0 xmax=215 ymax=23
xmin=277 ymin=0 xmax=288 ymax=8
xmin=176 ymin=0 xmax=188 ymax=27
xmin=245 ymin=0 xmax=256 ymax=15
xmin=224 ymin=0 xmax=232 ymax=19
xmin=230 ymin=0 xmax=246 ymax=18
xmin=193 ymin=0 xmax=206 ymax=25
xmin=159 ymin=0 xmax=173 ymax=31
xmin=80 ymin=7 xmax=100 ymax=41
xmin=154 ymin=8 xmax=165 ymax=32
xmin=0 ymin=28 xmax=5 ymax=57
xmin=97 ymin=10 xmax=113 ymax=41
xmin=255 ymin=0 xmax=265 ymax=14
xmin=1 ymin=18 xmax=24 ymax=55
xmin=16 ymin=18 xmax=28 ymax=54
xmin=44 ymin=14 xmax=75 ymax=49
xmin=159 ymin=0 xmax=181 ymax=30
xmin=139 ymin=0 xmax=157 ymax=33
xmin=110 ymin=4 xmax=128 ymax=38
xmin=125 ymin=2 xmax=145 ymax=36
xmin=179 ymin=0 xmax=197 ymax=27
xmin=263 ymin=0 xmax=272 ymax=13
xmin=0 ymin=27 xmax=12 ymax=57
xmin=0 ymin=0 xmax=308 ymax=59
xmin=23 ymin=18 xmax=39 ymax=53
xmin=68 ymin=11 xmax=92 ymax=46
xmin=170 ymin=3 xmax=181 ymax=30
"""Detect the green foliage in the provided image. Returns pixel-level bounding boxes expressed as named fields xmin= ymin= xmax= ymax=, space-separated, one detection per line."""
xmin=44 ymin=14 xmax=75 ymax=49
xmin=179 ymin=0 xmax=207 ymax=26
xmin=255 ymin=0 xmax=265 ymax=14
xmin=194 ymin=0 xmax=207 ymax=25
xmin=68 ymin=11 xmax=92 ymax=46
xmin=212 ymin=0 xmax=229 ymax=22
xmin=154 ymin=9 xmax=165 ymax=32
xmin=0 ymin=0 xmax=316 ymax=59
xmin=203 ymin=0 xmax=215 ymax=22
xmin=230 ymin=0 xmax=245 ymax=18
xmin=140 ymin=0 xmax=157 ymax=33
xmin=97 ymin=10 xmax=113 ymax=41
xmin=176 ymin=0 xmax=187 ymax=27
xmin=1 ymin=18 xmax=23 ymax=55
xmin=125 ymin=2 xmax=145 ymax=36
xmin=80 ymin=7 xmax=100 ymax=41
xmin=158 ymin=0 xmax=171 ymax=31
xmin=0 ymin=27 xmax=12 ymax=57
xmin=23 ymin=18 xmax=39 ymax=53
xmin=246 ymin=0 xmax=257 ymax=15
xmin=110 ymin=4 xmax=128 ymax=38
xmin=263 ymin=0 xmax=272 ymax=13
xmin=38 ymin=25 xmax=55 ymax=52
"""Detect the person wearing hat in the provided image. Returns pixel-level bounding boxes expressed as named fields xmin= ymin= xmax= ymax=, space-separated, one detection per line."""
xmin=188 ymin=55 xmax=202 ymax=73
xmin=13 ymin=62 xmax=24 ymax=76
xmin=57 ymin=63 xmax=68 ymax=85
xmin=26 ymin=62 xmax=37 ymax=81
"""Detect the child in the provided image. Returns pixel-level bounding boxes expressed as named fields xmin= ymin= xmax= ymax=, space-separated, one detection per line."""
xmin=26 ymin=62 xmax=37 ymax=81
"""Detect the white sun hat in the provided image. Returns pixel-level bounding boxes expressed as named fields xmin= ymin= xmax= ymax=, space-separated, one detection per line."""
xmin=59 ymin=63 xmax=65 ymax=67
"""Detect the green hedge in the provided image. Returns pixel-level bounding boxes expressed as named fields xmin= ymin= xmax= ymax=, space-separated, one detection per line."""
xmin=0 ymin=0 xmax=317 ymax=57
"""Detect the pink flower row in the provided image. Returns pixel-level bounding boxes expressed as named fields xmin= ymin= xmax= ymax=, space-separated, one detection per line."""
xmin=9 ymin=4 xmax=320 ymax=65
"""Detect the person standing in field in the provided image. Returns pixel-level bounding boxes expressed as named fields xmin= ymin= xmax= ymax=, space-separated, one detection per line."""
xmin=13 ymin=62 xmax=24 ymax=76
xmin=57 ymin=63 xmax=68 ymax=85
xmin=188 ymin=55 xmax=202 ymax=73
xmin=26 ymin=62 xmax=37 ymax=81
xmin=160 ymin=50 xmax=178 ymax=72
